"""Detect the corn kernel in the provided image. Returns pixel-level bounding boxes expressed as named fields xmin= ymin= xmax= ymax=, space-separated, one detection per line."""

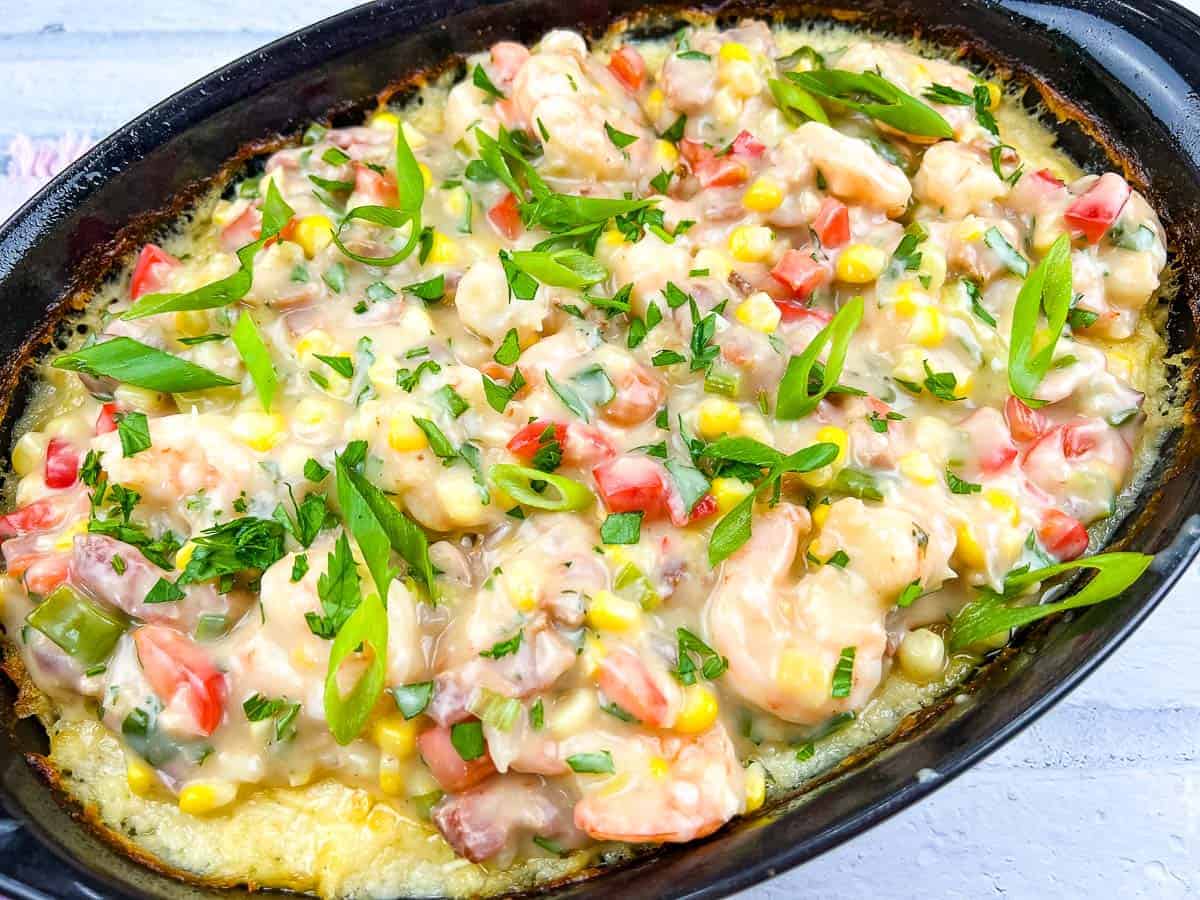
xmin=586 ymin=590 xmax=642 ymax=632
xmin=674 ymin=684 xmax=719 ymax=734
xmin=984 ymin=81 xmax=1002 ymax=110
xmin=600 ymin=228 xmax=625 ymax=247
xmin=436 ymin=471 xmax=489 ymax=527
xmin=648 ymin=756 xmax=671 ymax=778
xmin=898 ymin=628 xmax=947 ymax=682
xmin=956 ymin=217 xmax=985 ymax=242
xmin=742 ymin=176 xmax=783 ymax=212
xmin=814 ymin=426 xmax=849 ymax=466
xmin=504 ymin=558 xmax=539 ymax=612
xmin=955 ymin=522 xmax=987 ymax=571
xmin=418 ymin=162 xmax=433 ymax=191
xmin=211 ymin=198 xmax=244 ymax=227
xmin=294 ymin=328 xmax=334 ymax=360
xmin=178 ymin=780 xmax=236 ymax=816
xmin=728 ymin=225 xmax=773 ymax=262
xmin=388 ymin=415 xmax=428 ymax=452
xmin=293 ymin=215 xmax=334 ymax=259
xmin=644 ymin=88 xmax=665 ymax=120
xmin=899 ymin=452 xmax=938 ymax=486
xmin=735 ymin=291 xmax=782 ymax=334
xmin=11 ymin=431 xmax=48 ymax=477
xmin=744 ymin=760 xmax=767 ymax=811
xmin=983 ymin=488 xmax=1020 ymax=526
xmin=697 ymin=397 xmax=742 ymax=439
xmin=775 ymin=648 xmax=828 ymax=707
xmin=720 ymin=59 xmax=762 ymax=98
xmin=918 ymin=245 xmax=947 ymax=294
xmin=811 ymin=501 xmax=831 ymax=529
xmin=693 ymin=248 xmax=732 ymax=282
xmin=909 ymin=305 xmax=946 ymax=347
xmin=426 ymin=231 xmax=459 ymax=265
xmin=719 ymin=41 xmax=753 ymax=63
xmin=550 ymin=689 xmax=597 ymax=737
xmin=232 ymin=412 xmax=284 ymax=451
xmin=653 ymin=139 xmax=678 ymax=169
xmin=379 ymin=753 xmax=406 ymax=795
xmin=369 ymin=111 xmax=400 ymax=132
xmin=126 ymin=757 xmax=158 ymax=797
xmin=954 ymin=373 xmax=974 ymax=399
xmin=400 ymin=120 xmax=427 ymax=150
xmin=580 ymin=634 xmax=607 ymax=678
xmin=174 ymin=310 xmax=209 ymax=338
xmin=836 ymin=244 xmax=887 ymax=284
xmin=712 ymin=477 xmax=753 ymax=514
xmin=113 ymin=384 xmax=169 ymax=414
xmin=295 ymin=396 xmax=336 ymax=427
xmin=373 ymin=715 xmax=420 ymax=758
xmin=50 ymin=519 xmax=86 ymax=552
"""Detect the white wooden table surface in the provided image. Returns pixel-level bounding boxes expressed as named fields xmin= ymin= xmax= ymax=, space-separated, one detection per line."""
xmin=1 ymin=3 xmax=1197 ymax=897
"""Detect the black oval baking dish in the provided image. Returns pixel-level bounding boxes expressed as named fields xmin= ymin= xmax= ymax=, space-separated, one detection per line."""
xmin=0 ymin=1 xmax=1198 ymax=898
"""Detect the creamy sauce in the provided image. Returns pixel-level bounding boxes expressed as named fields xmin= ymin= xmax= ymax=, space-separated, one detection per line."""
xmin=0 ymin=18 xmax=1169 ymax=898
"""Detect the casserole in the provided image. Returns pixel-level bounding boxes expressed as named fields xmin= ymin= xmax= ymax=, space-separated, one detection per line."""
xmin=0 ymin=0 xmax=1195 ymax=897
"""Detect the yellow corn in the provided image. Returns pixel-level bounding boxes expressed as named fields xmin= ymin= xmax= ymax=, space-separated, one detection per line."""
xmin=956 ymin=217 xmax=985 ymax=242
xmin=378 ymin=753 xmax=405 ymax=795
xmin=418 ymin=162 xmax=433 ymax=191
xmin=437 ymin=473 xmax=489 ymax=528
xmin=232 ymin=412 xmax=284 ymax=451
xmin=728 ymin=225 xmax=773 ymax=262
xmin=113 ymin=384 xmax=168 ymax=414
xmin=735 ymin=291 xmax=782 ymax=333
xmin=712 ymin=477 xmax=754 ymax=514
xmin=644 ymin=88 xmax=665 ymax=120
xmin=720 ymin=59 xmax=761 ymax=98
xmin=955 ymin=522 xmax=987 ymax=570
xmin=648 ymin=756 xmax=671 ymax=779
xmin=173 ymin=541 xmax=197 ymax=571
xmin=719 ymin=42 xmax=753 ymax=63
xmin=580 ymin=634 xmax=607 ymax=678
xmin=293 ymin=214 xmax=334 ymax=259
xmin=586 ymin=590 xmax=642 ymax=632
xmin=295 ymin=395 xmax=336 ymax=426
xmin=899 ymin=452 xmax=939 ymax=486
xmin=917 ymin=245 xmax=947 ymax=294
xmin=909 ymin=305 xmax=946 ymax=348
xmin=178 ymin=781 xmax=236 ymax=816
xmin=369 ymin=111 xmax=400 ymax=132
xmin=674 ymin=684 xmax=719 ymax=734
xmin=126 ymin=757 xmax=158 ymax=797
xmin=775 ymin=649 xmax=828 ymax=707
xmin=983 ymin=488 xmax=1020 ymax=526
xmin=600 ymin=228 xmax=625 ymax=247
xmin=742 ymin=177 xmax=783 ymax=212
xmin=11 ymin=431 xmax=47 ymax=477
xmin=836 ymin=244 xmax=887 ymax=284
xmin=442 ymin=186 xmax=469 ymax=219
xmin=174 ymin=310 xmax=209 ymax=338
xmin=426 ymin=231 xmax=459 ymax=265
xmin=295 ymin=328 xmax=334 ymax=360
xmin=953 ymin=372 xmax=974 ymax=399
xmin=744 ymin=760 xmax=767 ymax=812
xmin=388 ymin=415 xmax=428 ymax=452
xmin=653 ymin=138 xmax=678 ymax=168
xmin=693 ymin=247 xmax=732 ymax=282
xmin=814 ymin=426 xmax=848 ymax=466
xmin=811 ymin=501 xmax=831 ymax=529
xmin=373 ymin=715 xmax=420 ymax=758
xmin=400 ymin=120 xmax=427 ymax=150
xmin=984 ymin=81 xmax=1002 ymax=110
xmin=697 ymin=397 xmax=742 ymax=439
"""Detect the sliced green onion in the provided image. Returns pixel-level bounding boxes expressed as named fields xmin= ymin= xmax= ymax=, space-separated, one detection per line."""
xmin=786 ymin=70 xmax=953 ymax=139
xmin=704 ymin=366 xmax=742 ymax=398
xmin=565 ymin=750 xmax=614 ymax=774
xmin=767 ymin=77 xmax=829 ymax=126
xmin=830 ymin=646 xmax=856 ymax=698
xmin=984 ymin=226 xmax=1030 ymax=277
xmin=489 ymin=464 xmax=594 ymax=511
xmin=776 ymin=296 xmax=864 ymax=420
xmin=831 ymin=467 xmax=884 ymax=501
xmin=53 ymin=336 xmax=236 ymax=393
xmin=468 ymin=688 xmax=521 ymax=732
xmin=323 ymin=591 xmax=388 ymax=745
xmin=390 ymin=681 xmax=434 ymax=719
xmin=950 ymin=551 xmax=1153 ymax=650
xmin=231 ymin=312 xmax=278 ymax=411
xmin=614 ymin=561 xmax=661 ymax=610
xmin=1008 ymin=234 xmax=1073 ymax=407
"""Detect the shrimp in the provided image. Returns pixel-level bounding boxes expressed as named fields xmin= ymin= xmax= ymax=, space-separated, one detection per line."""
xmin=454 ymin=257 xmax=550 ymax=345
xmin=94 ymin=414 xmax=275 ymax=525
xmin=706 ymin=503 xmax=943 ymax=724
xmin=912 ymin=142 xmax=1006 ymax=219
xmin=789 ymin=122 xmax=912 ymax=216
xmin=596 ymin=644 xmax=682 ymax=728
xmin=569 ymin=723 xmax=745 ymax=843
xmin=1021 ymin=418 xmax=1131 ymax=523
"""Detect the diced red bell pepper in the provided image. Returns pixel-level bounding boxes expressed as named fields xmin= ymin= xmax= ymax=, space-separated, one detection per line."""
xmin=812 ymin=197 xmax=850 ymax=249
xmin=1037 ymin=509 xmax=1089 ymax=561
xmin=593 ymin=455 xmax=671 ymax=519
xmin=1064 ymin=172 xmax=1131 ymax=244
xmin=508 ymin=421 xmax=613 ymax=468
xmin=129 ymin=243 xmax=180 ymax=300
xmin=488 ymin=192 xmax=523 ymax=241
xmin=133 ymin=625 xmax=227 ymax=736
xmin=608 ymin=46 xmax=646 ymax=93
xmin=679 ymin=140 xmax=750 ymax=188
xmin=219 ymin=206 xmax=262 ymax=252
xmin=44 ymin=438 xmax=79 ymax=489
xmin=507 ymin=421 xmax=568 ymax=460
xmin=688 ymin=494 xmax=718 ymax=522
xmin=770 ymin=249 xmax=829 ymax=301
xmin=730 ymin=130 xmax=766 ymax=158
xmin=96 ymin=403 xmax=119 ymax=435
xmin=0 ymin=497 xmax=70 ymax=538
xmin=1005 ymin=395 xmax=1049 ymax=444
